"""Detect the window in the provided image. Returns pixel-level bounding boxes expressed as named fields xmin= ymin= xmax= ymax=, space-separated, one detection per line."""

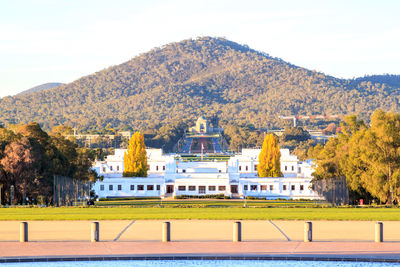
xmin=244 ymin=185 xmax=248 ymax=191
xmin=261 ymin=185 xmax=267 ymax=191
xmin=250 ymin=185 xmax=257 ymax=191
xmin=285 ymin=166 xmax=287 ymax=171
xmin=178 ymin=186 xmax=186 ymax=191
xmin=130 ymin=185 xmax=135 ymax=191
xmin=298 ymin=167 xmax=301 ymax=173
xmin=218 ymin=170 xmax=221 ymax=173
xmin=117 ymin=165 xmax=120 ymax=171
xmin=163 ymin=166 xmax=165 ymax=171
xmin=156 ymin=165 xmax=159 ymax=171
xmin=254 ymin=165 xmax=258 ymax=171
xmin=102 ymin=167 xmax=106 ymax=172
xmin=138 ymin=185 xmax=144 ymax=191
xmin=291 ymin=185 xmax=295 ymax=191
xmin=118 ymin=185 xmax=122 ymax=191
xmin=239 ymin=166 xmax=242 ymax=171
xmin=110 ymin=166 xmax=113 ymax=171
xmin=100 ymin=185 xmax=104 ymax=191
xmin=300 ymin=185 xmax=304 ymax=191
xmin=147 ymin=165 xmax=150 ymax=170
xmin=157 ymin=185 xmax=160 ymax=191
xmin=189 ymin=186 xmax=196 ymax=191
xmin=147 ymin=185 xmax=154 ymax=191
xmin=199 ymin=186 xmax=206 ymax=194
xmin=218 ymin=186 xmax=226 ymax=191
xmin=269 ymin=185 xmax=273 ymax=191
xmin=245 ymin=166 xmax=248 ymax=171
xmin=109 ymin=185 xmax=113 ymax=191
xmin=283 ymin=185 xmax=287 ymax=191
xmin=291 ymin=166 xmax=294 ymax=171
xmin=208 ymin=186 xmax=216 ymax=191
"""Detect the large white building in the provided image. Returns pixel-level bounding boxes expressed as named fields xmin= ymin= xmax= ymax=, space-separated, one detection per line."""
xmin=92 ymin=148 xmax=322 ymax=200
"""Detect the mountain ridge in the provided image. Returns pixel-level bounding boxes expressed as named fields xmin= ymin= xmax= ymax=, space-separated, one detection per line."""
xmin=0 ymin=37 xmax=399 ymax=131
xmin=17 ymin=82 xmax=63 ymax=96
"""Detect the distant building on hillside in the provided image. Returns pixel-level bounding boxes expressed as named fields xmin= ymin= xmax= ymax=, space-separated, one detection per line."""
xmin=189 ymin=116 xmax=222 ymax=134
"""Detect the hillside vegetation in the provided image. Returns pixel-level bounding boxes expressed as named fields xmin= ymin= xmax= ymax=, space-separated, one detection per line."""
xmin=1 ymin=37 xmax=399 ymax=133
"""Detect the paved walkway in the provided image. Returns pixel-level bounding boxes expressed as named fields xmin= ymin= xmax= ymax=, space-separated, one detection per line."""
xmin=2 ymin=220 xmax=400 ymax=242
xmin=1 ymin=242 xmax=400 ymax=262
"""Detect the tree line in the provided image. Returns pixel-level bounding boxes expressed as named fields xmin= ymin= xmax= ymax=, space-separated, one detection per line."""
xmin=0 ymin=123 xmax=98 ymax=205
xmin=312 ymin=110 xmax=400 ymax=204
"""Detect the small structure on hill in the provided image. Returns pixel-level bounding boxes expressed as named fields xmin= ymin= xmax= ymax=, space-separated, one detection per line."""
xmin=189 ymin=116 xmax=222 ymax=134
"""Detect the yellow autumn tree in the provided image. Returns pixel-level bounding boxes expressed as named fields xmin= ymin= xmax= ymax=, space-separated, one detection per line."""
xmin=123 ymin=132 xmax=148 ymax=177
xmin=258 ymin=134 xmax=283 ymax=177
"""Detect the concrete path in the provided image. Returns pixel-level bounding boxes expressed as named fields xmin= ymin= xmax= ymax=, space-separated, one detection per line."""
xmin=1 ymin=242 xmax=400 ymax=262
xmin=1 ymin=220 xmax=400 ymax=242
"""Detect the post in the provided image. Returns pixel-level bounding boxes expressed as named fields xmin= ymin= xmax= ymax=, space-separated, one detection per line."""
xmin=20 ymin=222 xmax=28 ymax=242
xmin=304 ymin=221 xmax=312 ymax=242
xmin=162 ymin=221 xmax=171 ymax=242
xmin=233 ymin=221 xmax=241 ymax=242
xmin=375 ymin=222 xmax=383 ymax=243
xmin=91 ymin=221 xmax=99 ymax=242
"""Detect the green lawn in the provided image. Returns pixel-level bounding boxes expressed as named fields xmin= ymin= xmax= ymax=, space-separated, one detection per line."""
xmin=95 ymin=199 xmax=320 ymax=208
xmin=1 ymin=206 xmax=400 ymax=221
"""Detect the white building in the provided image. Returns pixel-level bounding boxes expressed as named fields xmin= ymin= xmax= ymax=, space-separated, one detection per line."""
xmin=92 ymin=148 xmax=322 ymax=200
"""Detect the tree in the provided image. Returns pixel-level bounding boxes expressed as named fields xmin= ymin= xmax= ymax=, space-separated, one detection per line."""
xmin=358 ymin=110 xmax=400 ymax=203
xmin=258 ymin=134 xmax=282 ymax=177
xmin=123 ymin=132 xmax=148 ymax=177
xmin=0 ymin=137 xmax=38 ymax=204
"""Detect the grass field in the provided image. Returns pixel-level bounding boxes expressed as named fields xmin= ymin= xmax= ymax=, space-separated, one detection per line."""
xmin=95 ymin=199 xmax=321 ymax=208
xmin=0 ymin=199 xmax=400 ymax=221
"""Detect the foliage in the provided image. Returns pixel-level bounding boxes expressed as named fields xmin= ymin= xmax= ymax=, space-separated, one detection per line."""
xmin=123 ymin=132 xmax=148 ymax=177
xmin=1 ymin=37 xmax=399 ymax=135
xmin=0 ymin=123 xmax=97 ymax=204
xmin=258 ymin=134 xmax=282 ymax=177
xmin=313 ymin=110 xmax=400 ymax=204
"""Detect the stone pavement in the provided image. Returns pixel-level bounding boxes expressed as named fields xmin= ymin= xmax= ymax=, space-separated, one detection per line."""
xmin=1 ymin=241 xmax=400 ymax=262
xmin=1 ymin=220 xmax=400 ymax=262
xmin=1 ymin=220 xmax=400 ymax=242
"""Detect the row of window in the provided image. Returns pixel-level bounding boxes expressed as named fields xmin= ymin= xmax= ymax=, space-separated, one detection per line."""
xmin=148 ymin=165 xmax=165 ymax=171
xmin=243 ymin=184 xmax=305 ymax=191
xmin=100 ymin=184 xmax=161 ymax=191
xmin=238 ymin=165 xmax=257 ymax=171
xmin=238 ymin=165 xmax=298 ymax=173
xmin=102 ymin=165 xmax=120 ymax=172
xmin=102 ymin=165 xmax=166 ymax=173
xmin=177 ymin=185 xmax=226 ymax=191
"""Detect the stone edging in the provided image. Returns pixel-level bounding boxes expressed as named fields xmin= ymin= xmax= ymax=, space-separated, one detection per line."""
xmin=1 ymin=255 xmax=400 ymax=263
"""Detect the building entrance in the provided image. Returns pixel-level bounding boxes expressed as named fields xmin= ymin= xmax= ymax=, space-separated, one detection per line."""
xmin=166 ymin=185 xmax=174 ymax=194
xmin=230 ymin=185 xmax=238 ymax=194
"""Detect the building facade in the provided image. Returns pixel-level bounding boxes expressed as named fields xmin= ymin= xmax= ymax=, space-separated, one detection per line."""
xmin=92 ymin=148 xmax=322 ymax=200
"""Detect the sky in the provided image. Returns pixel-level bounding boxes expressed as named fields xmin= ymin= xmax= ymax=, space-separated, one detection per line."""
xmin=0 ymin=0 xmax=399 ymax=97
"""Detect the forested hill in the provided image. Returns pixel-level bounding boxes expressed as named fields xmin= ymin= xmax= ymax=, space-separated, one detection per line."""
xmin=1 ymin=37 xmax=399 ymax=132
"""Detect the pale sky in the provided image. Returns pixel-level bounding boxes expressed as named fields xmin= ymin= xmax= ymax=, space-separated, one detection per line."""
xmin=0 ymin=0 xmax=399 ymax=97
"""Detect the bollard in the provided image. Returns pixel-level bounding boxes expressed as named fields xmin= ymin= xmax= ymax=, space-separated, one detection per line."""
xmin=233 ymin=221 xmax=242 ymax=242
xmin=375 ymin=222 xmax=383 ymax=243
xmin=91 ymin=221 xmax=99 ymax=242
xmin=304 ymin=221 xmax=312 ymax=242
xmin=20 ymin=222 xmax=28 ymax=242
xmin=162 ymin=221 xmax=171 ymax=242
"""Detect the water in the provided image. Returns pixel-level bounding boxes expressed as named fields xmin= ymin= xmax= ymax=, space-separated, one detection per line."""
xmin=3 ymin=260 xmax=399 ymax=267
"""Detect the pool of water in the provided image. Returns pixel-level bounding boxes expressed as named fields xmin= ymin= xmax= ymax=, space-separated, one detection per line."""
xmin=3 ymin=260 xmax=400 ymax=267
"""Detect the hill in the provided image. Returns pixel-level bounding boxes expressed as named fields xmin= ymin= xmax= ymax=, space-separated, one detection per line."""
xmin=1 ymin=37 xmax=399 ymax=133
xmin=17 ymin=82 xmax=63 ymax=96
